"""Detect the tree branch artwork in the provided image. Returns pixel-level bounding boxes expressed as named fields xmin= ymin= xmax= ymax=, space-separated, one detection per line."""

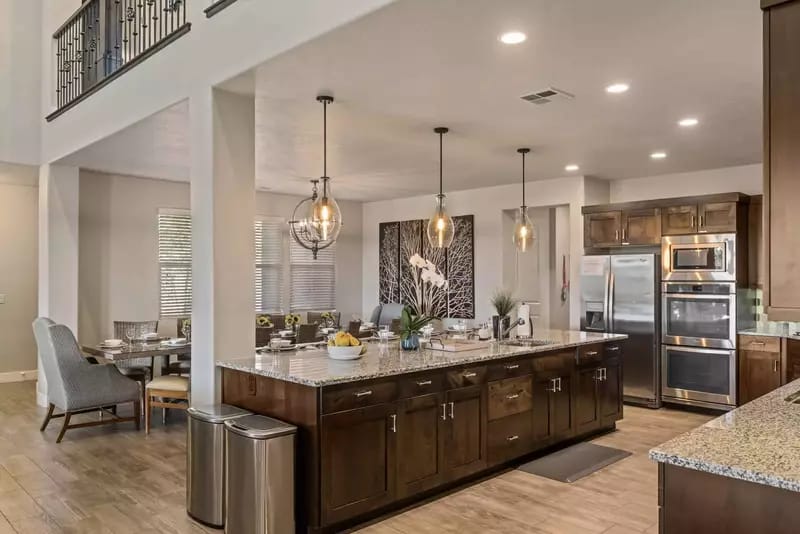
xmin=405 ymin=254 xmax=448 ymax=318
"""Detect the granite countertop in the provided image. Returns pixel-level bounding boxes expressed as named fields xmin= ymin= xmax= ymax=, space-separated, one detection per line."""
xmin=216 ymin=329 xmax=627 ymax=387
xmin=739 ymin=322 xmax=800 ymax=339
xmin=650 ymin=379 xmax=800 ymax=492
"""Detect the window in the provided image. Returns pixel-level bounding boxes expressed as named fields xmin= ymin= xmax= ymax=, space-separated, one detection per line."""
xmin=290 ymin=239 xmax=336 ymax=311
xmin=158 ymin=209 xmax=192 ymax=317
xmin=254 ymin=217 xmax=285 ymax=313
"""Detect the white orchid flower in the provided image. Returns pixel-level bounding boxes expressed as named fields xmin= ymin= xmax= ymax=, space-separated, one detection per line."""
xmin=409 ymin=254 xmax=426 ymax=268
xmin=424 ymin=259 xmax=437 ymax=271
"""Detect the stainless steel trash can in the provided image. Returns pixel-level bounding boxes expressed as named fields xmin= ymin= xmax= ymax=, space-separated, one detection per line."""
xmin=224 ymin=415 xmax=297 ymax=534
xmin=187 ymin=404 xmax=252 ymax=528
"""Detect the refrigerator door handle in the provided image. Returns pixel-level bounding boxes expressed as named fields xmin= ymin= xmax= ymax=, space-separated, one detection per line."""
xmin=603 ymin=269 xmax=611 ymax=333
xmin=608 ymin=272 xmax=615 ymax=333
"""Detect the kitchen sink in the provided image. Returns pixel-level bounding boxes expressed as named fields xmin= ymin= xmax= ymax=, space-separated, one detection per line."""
xmin=500 ymin=339 xmax=555 ymax=348
xmin=784 ymin=391 xmax=800 ymax=404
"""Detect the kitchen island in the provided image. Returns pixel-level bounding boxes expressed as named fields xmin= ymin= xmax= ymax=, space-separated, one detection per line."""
xmin=650 ymin=379 xmax=800 ymax=534
xmin=218 ymin=330 xmax=627 ymax=533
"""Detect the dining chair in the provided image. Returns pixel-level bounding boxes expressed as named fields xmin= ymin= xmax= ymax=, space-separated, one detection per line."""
xmin=113 ymin=320 xmax=158 ymax=384
xmin=145 ymin=375 xmax=189 ymax=434
xmin=390 ymin=318 xmax=402 ymax=334
xmin=33 ymin=318 xmax=141 ymax=443
xmin=296 ymin=324 xmax=319 ymax=344
xmin=307 ymin=311 xmax=323 ymax=326
xmin=348 ymin=320 xmax=362 ymax=338
xmin=256 ymin=326 xmax=274 ymax=347
xmin=271 ymin=315 xmax=286 ymax=330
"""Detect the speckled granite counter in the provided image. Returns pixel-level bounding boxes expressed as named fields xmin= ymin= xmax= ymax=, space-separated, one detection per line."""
xmin=217 ymin=329 xmax=627 ymax=387
xmin=739 ymin=322 xmax=800 ymax=339
xmin=650 ymin=379 xmax=800 ymax=492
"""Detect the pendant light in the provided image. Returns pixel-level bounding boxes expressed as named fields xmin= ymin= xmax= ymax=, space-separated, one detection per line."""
xmin=308 ymin=95 xmax=342 ymax=243
xmin=426 ymin=127 xmax=455 ymax=249
xmin=513 ymin=148 xmax=535 ymax=252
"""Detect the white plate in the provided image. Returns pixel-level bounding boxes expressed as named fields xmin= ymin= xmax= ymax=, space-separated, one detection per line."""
xmin=258 ymin=345 xmax=296 ymax=352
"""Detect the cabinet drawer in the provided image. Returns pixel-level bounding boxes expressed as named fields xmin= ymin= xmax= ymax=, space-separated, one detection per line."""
xmin=577 ymin=344 xmax=604 ymax=366
xmin=488 ymin=376 xmax=533 ymax=421
xmin=398 ymin=372 xmax=444 ymax=398
xmin=487 ymin=358 xmax=532 ymax=381
xmin=446 ymin=366 xmax=487 ymax=388
xmin=739 ymin=335 xmax=781 ymax=353
xmin=322 ymin=381 xmax=398 ymax=414
xmin=487 ymin=411 xmax=533 ymax=464
xmin=532 ymin=351 xmax=574 ymax=374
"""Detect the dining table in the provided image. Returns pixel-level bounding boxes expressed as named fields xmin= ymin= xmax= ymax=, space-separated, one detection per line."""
xmin=82 ymin=341 xmax=191 ymax=362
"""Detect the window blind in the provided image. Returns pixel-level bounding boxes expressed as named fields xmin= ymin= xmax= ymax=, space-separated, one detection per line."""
xmin=158 ymin=210 xmax=192 ymax=317
xmin=254 ymin=217 xmax=284 ymax=313
xmin=290 ymin=239 xmax=336 ymax=311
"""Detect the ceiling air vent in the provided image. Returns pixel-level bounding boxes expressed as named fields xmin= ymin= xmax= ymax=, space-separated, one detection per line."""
xmin=520 ymin=87 xmax=575 ymax=105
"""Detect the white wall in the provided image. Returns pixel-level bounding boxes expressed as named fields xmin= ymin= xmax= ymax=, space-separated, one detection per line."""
xmin=0 ymin=0 xmax=42 ymax=165
xmin=78 ymin=171 xmax=363 ymax=342
xmin=362 ymin=176 xmax=599 ymax=328
xmin=609 ymin=164 xmax=762 ymax=203
xmin=0 ymin=163 xmax=39 ymax=376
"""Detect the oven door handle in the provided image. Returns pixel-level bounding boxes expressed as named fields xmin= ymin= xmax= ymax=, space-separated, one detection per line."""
xmin=662 ymin=293 xmax=735 ymax=300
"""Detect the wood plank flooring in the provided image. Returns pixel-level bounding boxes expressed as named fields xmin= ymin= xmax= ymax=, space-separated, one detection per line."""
xmin=0 ymin=381 xmax=711 ymax=533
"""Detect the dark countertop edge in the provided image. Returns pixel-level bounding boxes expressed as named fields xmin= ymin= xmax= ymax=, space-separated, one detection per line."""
xmin=216 ymin=334 xmax=628 ymax=388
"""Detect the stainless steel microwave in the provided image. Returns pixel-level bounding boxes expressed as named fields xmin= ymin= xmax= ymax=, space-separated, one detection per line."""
xmin=661 ymin=233 xmax=736 ymax=282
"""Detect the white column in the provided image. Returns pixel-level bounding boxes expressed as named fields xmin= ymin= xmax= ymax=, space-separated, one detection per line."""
xmin=190 ymin=88 xmax=256 ymax=406
xmin=37 ymin=164 xmax=80 ymax=406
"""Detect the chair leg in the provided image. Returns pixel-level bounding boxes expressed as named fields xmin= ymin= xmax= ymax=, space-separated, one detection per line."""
xmin=40 ymin=403 xmax=55 ymax=432
xmin=145 ymin=391 xmax=151 ymax=435
xmin=56 ymin=412 xmax=72 ymax=443
xmin=133 ymin=399 xmax=141 ymax=431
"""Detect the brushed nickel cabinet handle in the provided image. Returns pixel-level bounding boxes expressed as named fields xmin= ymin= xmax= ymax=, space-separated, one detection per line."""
xmin=750 ymin=341 xmax=766 ymax=346
xmin=586 ymin=351 xmax=599 ymax=356
xmin=557 ymin=377 xmax=563 ymax=392
xmin=594 ymin=369 xmax=602 ymax=381
xmin=606 ymin=346 xmax=620 ymax=352
xmin=546 ymin=379 xmax=557 ymax=393
xmin=354 ymin=390 xmax=373 ymax=398
xmin=463 ymin=372 xmax=477 ymax=378
xmin=505 ymin=364 xmax=520 ymax=370
xmin=506 ymin=393 xmax=520 ymax=400
xmin=448 ymin=401 xmax=454 ymax=419
xmin=506 ymin=435 xmax=520 ymax=442
xmin=774 ymin=360 xmax=779 ymax=373
xmin=416 ymin=380 xmax=432 ymax=386
xmin=615 ymin=230 xmax=619 ymax=241
xmin=691 ymin=214 xmax=696 ymax=228
xmin=390 ymin=414 xmax=397 ymax=433
xmin=441 ymin=403 xmax=447 ymax=421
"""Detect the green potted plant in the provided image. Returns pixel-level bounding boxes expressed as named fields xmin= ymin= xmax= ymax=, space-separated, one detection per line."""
xmin=490 ymin=288 xmax=518 ymax=340
xmin=400 ymin=306 xmax=434 ymax=351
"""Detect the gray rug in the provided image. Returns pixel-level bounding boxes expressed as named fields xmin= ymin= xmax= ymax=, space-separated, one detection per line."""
xmin=517 ymin=442 xmax=632 ymax=483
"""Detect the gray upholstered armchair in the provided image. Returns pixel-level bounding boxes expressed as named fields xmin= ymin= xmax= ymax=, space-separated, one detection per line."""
xmin=33 ymin=318 xmax=141 ymax=443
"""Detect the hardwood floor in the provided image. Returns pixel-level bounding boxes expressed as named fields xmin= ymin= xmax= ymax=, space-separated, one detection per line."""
xmin=0 ymin=381 xmax=711 ymax=534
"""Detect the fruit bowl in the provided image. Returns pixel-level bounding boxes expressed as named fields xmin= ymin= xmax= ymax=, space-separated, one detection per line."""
xmin=327 ymin=345 xmax=366 ymax=360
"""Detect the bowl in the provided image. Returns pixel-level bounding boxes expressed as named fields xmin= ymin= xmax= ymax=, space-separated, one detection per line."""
xmin=103 ymin=339 xmax=123 ymax=347
xmin=327 ymin=345 xmax=365 ymax=360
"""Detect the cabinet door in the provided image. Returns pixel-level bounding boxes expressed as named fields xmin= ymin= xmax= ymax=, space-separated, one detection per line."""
xmin=551 ymin=375 xmax=575 ymax=440
xmin=531 ymin=376 xmax=554 ymax=445
xmin=661 ymin=205 xmax=698 ymax=235
xmin=443 ymin=385 xmax=486 ymax=480
xmin=739 ymin=350 xmax=782 ymax=404
xmin=321 ymin=404 xmax=397 ymax=525
xmin=574 ymin=367 xmax=600 ymax=435
xmin=599 ymin=359 xmax=623 ymax=426
xmin=698 ymin=202 xmax=737 ymax=233
xmin=787 ymin=339 xmax=800 ymax=382
xmin=622 ymin=208 xmax=661 ymax=245
xmin=396 ymin=393 xmax=445 ymax=497
xmin=584 ymin=212 xmax=622 ymax=248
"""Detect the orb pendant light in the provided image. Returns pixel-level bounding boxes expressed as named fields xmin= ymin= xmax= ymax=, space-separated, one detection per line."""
xmin=308 ymin=95 xmax=343 ymax=243
xmin=513 ymin=148 xmax=535 ymax=252
xmin=426 ymin=127 xmax=455 ymax=249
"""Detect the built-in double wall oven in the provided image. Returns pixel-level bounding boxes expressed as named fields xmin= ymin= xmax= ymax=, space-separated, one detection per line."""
xmin=661 ymin=233 xmax=738 ymax=409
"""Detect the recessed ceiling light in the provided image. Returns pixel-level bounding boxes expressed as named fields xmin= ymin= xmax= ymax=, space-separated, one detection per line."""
xmin=650 ymin=151 xmax=667 ymax=160
xmin=678 ymin=117 xmax=699 ymax=127
xmin=565 ymin=164 xmax=580 ymax=172
xmin=605 ymin=83 xmax=629 ymax=94
xmin=499 ymin=31 xmax=527 ymax=45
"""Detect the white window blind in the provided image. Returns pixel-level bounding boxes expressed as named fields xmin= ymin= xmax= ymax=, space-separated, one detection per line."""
xmin=254 ymin=217 xmax=284 ymax=313
xmin=290 ymin=239 xmax=336 ymax=311
xmin=158 ymin=209 xmax=192 ymax=318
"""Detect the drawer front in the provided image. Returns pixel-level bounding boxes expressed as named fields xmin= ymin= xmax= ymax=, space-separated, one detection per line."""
xmin=487 ymin=358 xmax=532 ymax=381
xmin=739 ymin=335 xmax=781 ymax=353
xmin=488 ymin=376 xmax=533 ymax=421
xmin=446 ymin=366 xmax=487 ymax=389
xmin=398 ymin=372 xmax=444 ymax=399
xmin=487 ymin=411 xmax=533 ymax=464
xmin=577 ymin=343 xmax=604 ymax=366
xmin=532 ymin=351 xmax=575 ymax=374
xmin=322 ymin=381 xmax=398 ymax=414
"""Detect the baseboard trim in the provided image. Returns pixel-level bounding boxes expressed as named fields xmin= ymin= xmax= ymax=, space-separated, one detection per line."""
xmin=0 ymin=369 xmax=38 ymax=383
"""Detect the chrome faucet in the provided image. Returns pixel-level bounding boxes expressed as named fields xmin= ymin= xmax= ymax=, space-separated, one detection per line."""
xmin=499 ymin=318 xmax=525 ymax=341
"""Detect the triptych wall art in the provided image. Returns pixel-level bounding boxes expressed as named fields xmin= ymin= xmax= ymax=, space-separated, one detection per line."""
xmin=378 ymin=215 xmax=475 ymax=319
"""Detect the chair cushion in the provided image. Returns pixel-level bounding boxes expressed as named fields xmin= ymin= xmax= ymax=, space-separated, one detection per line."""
xmin=147 ymin=375 xmax=190 ymax=392
xmin=369 ymin=305 xmax=382 ymax=325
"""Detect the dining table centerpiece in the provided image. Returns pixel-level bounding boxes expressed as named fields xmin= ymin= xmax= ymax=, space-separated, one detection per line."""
xmin=285 ymin=313 xmax=302 ymax=333
xmin=320 ymin=311 xmax=336 ymax=329
xmin=400 ymin=306 xmax=434 ymax=351
xmin=256 ymin=314 xmax=273 ymax=328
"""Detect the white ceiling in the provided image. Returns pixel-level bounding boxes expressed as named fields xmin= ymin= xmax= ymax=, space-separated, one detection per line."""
xmin=61 ymin=0 xmax=762 ymax=202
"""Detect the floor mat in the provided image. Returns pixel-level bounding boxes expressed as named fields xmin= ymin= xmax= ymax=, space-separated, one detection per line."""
xmin=517 ymin=442 xmax=632 ymax=483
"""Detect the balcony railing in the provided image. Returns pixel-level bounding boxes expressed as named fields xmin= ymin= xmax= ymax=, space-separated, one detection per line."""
xmin=49 ymin=0 xmax=190 ymax=121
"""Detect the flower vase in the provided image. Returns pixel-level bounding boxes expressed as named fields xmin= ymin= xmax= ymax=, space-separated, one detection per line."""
xmin=401 ymin=333 xmax=420 ymax=351
xmin=492 ymin=315 xmax=511 ymax=340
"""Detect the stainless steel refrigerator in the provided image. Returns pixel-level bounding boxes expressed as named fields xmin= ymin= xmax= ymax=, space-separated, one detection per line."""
xmin=580 ymin=254 xmax=660 ymax=408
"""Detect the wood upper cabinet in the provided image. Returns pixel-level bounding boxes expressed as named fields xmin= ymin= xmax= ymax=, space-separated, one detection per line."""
xmin=661 ymin=205 xmax=699 ymax=235
xmin=443 ymin=385 xmax=486 ymax=480
xmin=396 ymin=393 xmax=445 ymax=497
xmin=320 ymin=404 xmax=397 ymax=525
xmin=621 ymin=208 xmax=661 ymax=245
xmin=584 ymin=211 xmax=622 ymax=248
xmin=698 ymin=202 xmax=737 ymax=233
xmin=764 ymin=0 xmax=800 ymax=319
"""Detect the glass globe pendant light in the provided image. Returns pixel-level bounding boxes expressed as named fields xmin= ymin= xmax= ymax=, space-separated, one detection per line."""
xmin=426 ymin=127 xmax=455 ymax=249
xmin=513 ymin=148 xmax=535 ymax=252
xmin=308 ymin=95 xmax=343 ymax=243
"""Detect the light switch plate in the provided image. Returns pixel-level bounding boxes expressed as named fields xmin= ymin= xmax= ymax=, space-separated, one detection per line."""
xmin=0 ymin=294 xmax=5 ymax=304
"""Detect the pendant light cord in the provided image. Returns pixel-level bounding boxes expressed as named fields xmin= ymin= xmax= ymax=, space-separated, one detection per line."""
xmin=322 ymin=98 xmax=328 ymax=198
xmin=522 ymin=150 xmax=526 ymax=207
xmin=438 ymin=130 xmax=443 ymax=197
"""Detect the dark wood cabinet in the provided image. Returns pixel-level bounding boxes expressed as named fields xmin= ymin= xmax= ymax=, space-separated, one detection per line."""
xmin=787 ymin=339 xmax=800 ymax=382
xmin=396 ymin=393 xmax=445 ymax=497
xmin=621 ymin=208 xmax=661 ymax=245
xmin=738 ymin=335 xmax=783 ymax=404
xmin=531 ymin=373 xmax=574 ymax=443
xmin=661 ymin=205 xmax=698 ymax=235
xmin=443 ymin=385 xmax=486 ymax=480
xmin=698 ymin=201 xmax=737 ymax=233
xmin=599 ymin=357 xmax=623 ymax=426
xmin=584 ymin=211 xmax=621 ymax=248
xmin=575 ymin=366 xmax=601 ymax=434
xmin=320 ymin=403 xmax=397 ymax=525
xmin=763 ymin=0 xmax=800 ymax=320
